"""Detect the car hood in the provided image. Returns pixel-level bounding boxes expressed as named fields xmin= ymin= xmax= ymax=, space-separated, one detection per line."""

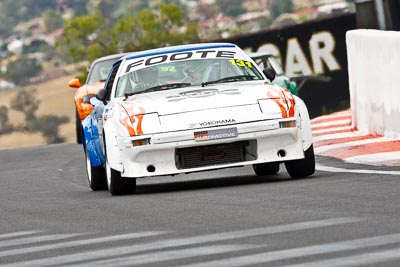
xmin=120 ymin=82 xmax=287 ymax=116
xmin=115 ymin=82 xmax=296 ymax=134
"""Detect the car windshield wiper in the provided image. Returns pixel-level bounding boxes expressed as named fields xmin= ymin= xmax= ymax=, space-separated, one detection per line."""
xmin=201 ymin=75 xmax=256 ymax=87
xmin=127 ymin=83 xmax=192 ymax=97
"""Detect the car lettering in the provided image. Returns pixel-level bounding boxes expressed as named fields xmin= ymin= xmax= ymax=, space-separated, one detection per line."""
xmin=125 ymin=50 xmax=236 ymax=73
xmin=228 ymin=59 xmax=253 ymax=68
xmin=167 ymin=88 xmax=240 ymax=102
xmin=189 ymin=119 xmax=236 ymax=129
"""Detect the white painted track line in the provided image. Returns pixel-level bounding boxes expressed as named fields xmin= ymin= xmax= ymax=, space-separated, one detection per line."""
xmin=0 ymin=231 xmax=38 ymax=240
xmin=0 ymin=218 xmax=359 ymax=267
xmin=282 ymin=247 xmax=400 ymax=267
xmin=0 ymin=231 xmax=167 ymax=257
xmin=173 ymin=233 xmax=400 ymax=267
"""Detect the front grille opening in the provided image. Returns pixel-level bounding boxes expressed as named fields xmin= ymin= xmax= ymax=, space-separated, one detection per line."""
xmin=175 ymin=140 xmax=257 ymax=170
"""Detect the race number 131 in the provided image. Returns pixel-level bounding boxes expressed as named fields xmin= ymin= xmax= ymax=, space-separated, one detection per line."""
xmin=229 ymin=59 xmax=252 ymax=68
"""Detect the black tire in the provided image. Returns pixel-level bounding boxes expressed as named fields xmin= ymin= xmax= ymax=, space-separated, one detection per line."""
xmin=75 ymin=109 xmax=83 ymax=144
xmin=104 ymin=141 xmax=136 ymax=196
xmin=284 ymin=145 xmax=315 ymax=178
xmin=105 ymin=161 xmax=136 ymax=196
xmin=84 ymin=148 xmax=107 ymax=191
xmin=253 ymin=162 xmax=280 ymax=176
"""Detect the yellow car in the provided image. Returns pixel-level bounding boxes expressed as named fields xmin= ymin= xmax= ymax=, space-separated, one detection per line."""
xmin=68 ymin=53 xmax=127 ymax=143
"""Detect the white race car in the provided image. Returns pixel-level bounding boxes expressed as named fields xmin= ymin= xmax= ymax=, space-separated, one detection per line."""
xmin=83 ymin=43 xmax=315 ymax=195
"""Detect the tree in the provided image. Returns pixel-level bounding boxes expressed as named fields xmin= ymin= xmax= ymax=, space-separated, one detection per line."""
xmin=10 ymin=88 xmax=40 ymax=132
xmin=0 ymin=17 xmax=12 ymax=37
xmin=10 ymin=88 xmax=69 ymax=144
xmin=5 ymin=57 xmax=42 ymax=85
xmin=35 ymin=115 xmax=69 ymax=144
xmin=43 ymin=9 xmax=64 ymax=32
xmin=0 ymin=106 xmax=13 ymax=134
xmin=114 ymin=3 xmax=199 ymax=52
xmin=56 ymin=10 xmax=118 ymax=80
xmin=97 ymin=0 xmax=122 ymax=19
xmin=57 ymin=2 xmax=200 ymax=64
xmin=57 ymin=2 xmax=199 ymax=81
xmin=0 ymin=0 xmax=55 ymax=25
xmin=259 ymin=16 xmax=273 ymax=29
xmin=88 ymin=0 xmax=148 ymax=19
xmin=269 ymin=0 xmax=294 ymax=20
xmin=10 ymin=88 xmax=40 ymax=123
xmin=58 ymin=11 xmax=117 ymax=63
xmin=216 ymin=0 xmax=246 ymax=17
xmin=23 ymin=40 xmax=49 ymax=55
xmin=63 ymin=0 xmax=89 ymax=16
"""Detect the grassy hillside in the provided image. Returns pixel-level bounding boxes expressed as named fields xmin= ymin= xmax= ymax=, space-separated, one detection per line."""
xmin=0 ymin=74 xmax=79 ymax=150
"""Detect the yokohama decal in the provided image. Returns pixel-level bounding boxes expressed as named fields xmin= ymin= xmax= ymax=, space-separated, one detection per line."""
xmin=118 ymin=104 xmax=145 ymax=136
xmin=267 ymin=86 xmax=295 ymax=118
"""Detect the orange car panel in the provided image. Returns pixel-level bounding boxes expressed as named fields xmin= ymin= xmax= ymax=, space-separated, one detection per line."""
xmin=73 ymin=82 xmax=105 ymax=121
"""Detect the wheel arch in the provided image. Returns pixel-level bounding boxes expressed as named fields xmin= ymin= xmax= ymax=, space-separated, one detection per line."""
xmin=103 ymin=118 xmax=124 ymax=173
xmin=82 ymin=116 xmax=104 ymax=167
xmin=294 ymin=95 xmax=313 ymax=151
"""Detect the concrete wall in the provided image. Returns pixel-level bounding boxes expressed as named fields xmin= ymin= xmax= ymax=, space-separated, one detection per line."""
xmin=346 ymin=29 xmax=400 ymax=138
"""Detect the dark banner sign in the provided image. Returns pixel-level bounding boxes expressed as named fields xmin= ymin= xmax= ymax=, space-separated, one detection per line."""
xmin=221 ymin=13 xmax=357 ymax=118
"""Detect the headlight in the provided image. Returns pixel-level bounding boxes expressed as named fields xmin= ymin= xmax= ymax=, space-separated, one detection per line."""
xmin=258 ymin=99 xmax=284 ymax=117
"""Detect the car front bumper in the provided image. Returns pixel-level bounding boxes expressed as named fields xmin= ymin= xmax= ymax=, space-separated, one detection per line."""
xmin=116 ymin=119 xmax=307 ymax=178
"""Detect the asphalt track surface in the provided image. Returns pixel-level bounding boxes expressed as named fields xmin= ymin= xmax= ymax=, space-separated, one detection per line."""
xmin=0 ymin=142 xmax=399 ymax=267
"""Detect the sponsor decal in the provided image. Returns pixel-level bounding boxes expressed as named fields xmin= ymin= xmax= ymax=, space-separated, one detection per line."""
xmin=118 ymin=103 xmax=145 ymax=136
xmin=194 ymin=127 xmax=238 ymax=142
xmin=126 ymin=50 xmax=236 ymax=73
xmin=167 ymin=88 xmax=240 ymax=102
xmin=194 ymin=131 xmax=209 ymax=141
xmin=267 ymin=86 xmax=295 ymax=118
xmin=189 ymin=119 xmax=236 ymax=129
xmin=228 ymin=59 xmax=253 ymax=68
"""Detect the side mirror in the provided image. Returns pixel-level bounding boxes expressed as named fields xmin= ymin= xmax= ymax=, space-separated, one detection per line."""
xmin=68 ymin=78 xmax=81 ymax=88
xmin=263 ymin=68 xmax=276 ymax=82
xmin=96 ymin=88 xmax=107 ymax=103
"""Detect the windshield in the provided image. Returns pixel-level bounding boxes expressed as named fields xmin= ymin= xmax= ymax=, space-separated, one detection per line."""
xmin=86 ymin=58 xmax=117 ymax=84
xmin=115 ymin=58 xmax=264 ymax=97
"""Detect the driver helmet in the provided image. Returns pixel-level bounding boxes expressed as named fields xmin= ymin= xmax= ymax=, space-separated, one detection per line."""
xmin=136 ymin=67 xmax=159 ymax=85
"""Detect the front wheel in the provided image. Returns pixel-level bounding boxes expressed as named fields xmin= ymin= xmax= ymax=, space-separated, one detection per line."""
xmin=104 ymin=143 xmax=136 ymax=196
xmin=284 ymin=145 xmax=315 ymax=178
xmin=105 ymin=160 xmax=136 ymax=196
xmin=253 ymin=162 xmax=280 ymax=176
